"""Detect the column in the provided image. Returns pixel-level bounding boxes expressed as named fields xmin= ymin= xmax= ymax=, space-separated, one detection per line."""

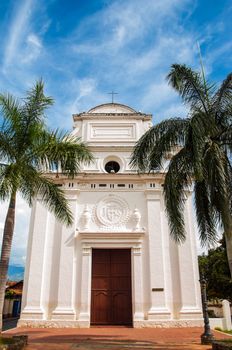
xmin=51 ymin=193 xmax=78 ymax=321
xmin=146 ymin=190 xmax=171 ymax=319
xmin=78 ymin=245 xmax=92 ymax=327
xmin=20 ymin=199 xmax=48 ymax=320
xmin=132 ymin=245 xmax=144 ymax=325
xmin=178 ymin=192 xmax=202 ymax=319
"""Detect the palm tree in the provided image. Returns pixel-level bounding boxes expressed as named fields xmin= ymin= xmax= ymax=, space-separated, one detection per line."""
xmin=0 ymin=81 xmax=93 ymax=330
xmin=130 ymin=64 xmax=232 ymax=277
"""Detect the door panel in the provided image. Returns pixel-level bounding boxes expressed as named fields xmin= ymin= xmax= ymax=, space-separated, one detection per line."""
xmin=91 ymin=249 xmax=132 ymax=325
xmin=91 ymin=291 xmax=110 ymax=324
xmin=112 ymin=292 xmax=132 ymax=324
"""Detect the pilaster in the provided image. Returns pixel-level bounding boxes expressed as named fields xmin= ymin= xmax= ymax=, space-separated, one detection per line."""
xmin=132 ymin=245 xmax=144 ymax=322
xmin=20 ymin=199 xmax=48 ymax=320
xmin=51 ymin=192 xmax=79 ymax=321
xmin=178 ymin=192 xmax=202 ymax=319
xmin=78 ymin=245 xmax=92 ymax=327
xmin=145 ymin=190 xmax=171 ymax=320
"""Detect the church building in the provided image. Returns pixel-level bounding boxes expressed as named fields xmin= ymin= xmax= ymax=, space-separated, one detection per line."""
xmin=19 ymin=103 xmax=203 ymax=328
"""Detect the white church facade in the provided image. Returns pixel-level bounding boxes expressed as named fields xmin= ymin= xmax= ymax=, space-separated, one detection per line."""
xmin=19 ymin=103 xmax=203 ymax=328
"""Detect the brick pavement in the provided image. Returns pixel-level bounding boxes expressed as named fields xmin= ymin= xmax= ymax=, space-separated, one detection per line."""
xmin=3 ymin=327 xmax=232 ymax=350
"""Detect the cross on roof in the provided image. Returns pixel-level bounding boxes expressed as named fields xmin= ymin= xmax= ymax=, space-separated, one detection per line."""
xmin=108 ymin=91 xmax=118 ymax=103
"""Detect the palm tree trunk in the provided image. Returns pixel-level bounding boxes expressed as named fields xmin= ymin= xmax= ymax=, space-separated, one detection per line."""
xmin=225 ymin=232 xmax=232 ymax=279
xmin=0 ymin=192 xmax=16 ymax=332
xmin=221 ymin=201 xmax=232 ymax=279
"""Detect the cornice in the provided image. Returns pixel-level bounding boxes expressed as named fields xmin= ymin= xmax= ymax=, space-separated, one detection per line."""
xmin=73 ymin=113 xmax=152 ymax=121
xmin=48 ymin=172 xmax=166 ymax=183
xmin=87 ymin=145 xmax=135 ymax=151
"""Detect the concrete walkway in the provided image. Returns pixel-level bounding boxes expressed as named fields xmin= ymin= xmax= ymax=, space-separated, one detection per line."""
xmin=2 ymin=317 xmax=19 ymax=331
xmin=3 ymin=327 xmax=231 ymax=349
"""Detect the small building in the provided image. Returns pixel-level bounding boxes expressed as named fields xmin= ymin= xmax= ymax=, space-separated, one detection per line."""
xmin=4 ymin=280 xmax=23 ymax=318
xmin=19 ymin=103 xmax=203 ymax=328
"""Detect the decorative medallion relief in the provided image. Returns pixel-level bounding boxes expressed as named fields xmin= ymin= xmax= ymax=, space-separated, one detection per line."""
xmin=95 ymin=195 xmax=130 ymax=230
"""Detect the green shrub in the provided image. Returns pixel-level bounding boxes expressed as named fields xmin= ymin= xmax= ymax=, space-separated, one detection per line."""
xmin=0 ymin=337 xmax=14 ymax=344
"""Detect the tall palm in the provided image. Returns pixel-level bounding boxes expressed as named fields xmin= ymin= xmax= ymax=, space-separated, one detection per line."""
xmin=131 ymin=64 xmax=232 ymax=277
xmin=0 ymin=81 xmax=93 ymax=330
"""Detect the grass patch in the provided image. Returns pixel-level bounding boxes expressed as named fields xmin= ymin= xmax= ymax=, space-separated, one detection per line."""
xmin=0 ymin=337 xmax=15 ymax=344
xmin=219 ymin=339 xmax=232 ymax=343
xmin=215 ymin=327 xmax=232 ymax=335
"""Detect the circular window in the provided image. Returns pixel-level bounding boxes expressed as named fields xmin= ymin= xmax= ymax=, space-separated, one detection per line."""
xmin=105 ymin=161 xmax=120 ymax=173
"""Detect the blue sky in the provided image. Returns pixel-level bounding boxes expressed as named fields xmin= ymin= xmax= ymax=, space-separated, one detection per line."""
xmin=0 ymin=0 xmax=231 ymax=266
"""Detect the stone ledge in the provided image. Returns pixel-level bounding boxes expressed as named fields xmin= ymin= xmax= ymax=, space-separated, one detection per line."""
xmin=18 ymin=320 xmax=83 ymax=328
xmin=18 ymin=318 xmax=204 ymax=329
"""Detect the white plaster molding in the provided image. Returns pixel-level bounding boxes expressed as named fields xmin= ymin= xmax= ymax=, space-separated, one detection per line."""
xmin=20 ymin=306 xmax=44 ymax=320
xmin=63 ymin=190 xmax=80 ymax=200
xmin=132 ymin=246 xmax=142 ymax=256
xmin=51 ymin=307 xmax=75 ymax=320
xmin=101 ymin=154 xmax=125 ymax=173
xmin=179 ymin=306 xmax=203 ymax=319
xmin=148 ymin=307 xmax=172 ymax=320
xmin=82 ymin=246 xmax=91 ymax=256
xmin=144 ymin=190 xmax=161 ymax=200
xmin=79 ymin=232 xmax=144 ymax=244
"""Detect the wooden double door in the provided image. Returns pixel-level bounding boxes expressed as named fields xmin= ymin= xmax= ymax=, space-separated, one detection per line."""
xmin=91 ymin=249 xmax=132 ymax=325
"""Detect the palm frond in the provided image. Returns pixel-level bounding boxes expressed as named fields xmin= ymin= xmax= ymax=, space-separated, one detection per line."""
xmin=203 ymin=142 xmax=228 ymax=204
xmin=189 ymin=110 xmax=217 ymax=180
xmin=0 ymin=93 xmax=22 ymax=133
xmin=164 ymin=147 xmax=193 ymax=242
xmin=213 ymin=73 xmax=232 ymax=126
xmin=130 ymin=118 xmax=188 ymax=171
xmin=23 ymin=80 xmax=54 ymax=124
xmin=194 ymin=180 xmax=218 ymax=247
xmin=0 ymin=131 xmax=15 ymax=161
xmin=167 ymin=64 xmax=212 ymax=114
xmin=29 ymin=129 xmax=93 ymax=176
xmin=218 ymin=126 xmax=232 ymax=156
xmin=0 ymin=164 xmax=20 ymax=201
xmin=19 ymin=167 xmax=73 ymax=226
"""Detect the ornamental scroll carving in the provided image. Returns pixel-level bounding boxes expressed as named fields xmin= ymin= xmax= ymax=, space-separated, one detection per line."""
xmin=95 ymin=195 xmax=130 ymax=229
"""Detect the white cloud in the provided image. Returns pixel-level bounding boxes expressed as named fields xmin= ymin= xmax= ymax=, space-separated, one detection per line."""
xmin=27 ymin=33 xmax=41 ymax=48
xmin=3 ymin=0 xmax=33 ymax=69
xmin=21 ymin=33 xmax=42 ymax=63
xmin=66 ymin=0 xmax=197 ymax=118
xmin=206 ymin=41 xmax=232 ymax=71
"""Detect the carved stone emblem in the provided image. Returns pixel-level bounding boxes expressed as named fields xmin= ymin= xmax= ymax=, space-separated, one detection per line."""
xmin=95 ymin=195 xmax=129 ymax=228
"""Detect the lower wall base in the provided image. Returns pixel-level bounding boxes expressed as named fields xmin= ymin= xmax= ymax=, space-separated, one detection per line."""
xmin=134 ymin=319 xmax=204 ymax=328
xmin=18 ymin=320 xmax=89 ymax=328
xmin=18 ymin=319 xmax=204 ymax=329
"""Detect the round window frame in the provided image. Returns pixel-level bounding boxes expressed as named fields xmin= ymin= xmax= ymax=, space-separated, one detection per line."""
xmin=104 ymin=160 xmax=120 ymax=173
xmin=102 ymin=156 xmax=124 ymax=174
